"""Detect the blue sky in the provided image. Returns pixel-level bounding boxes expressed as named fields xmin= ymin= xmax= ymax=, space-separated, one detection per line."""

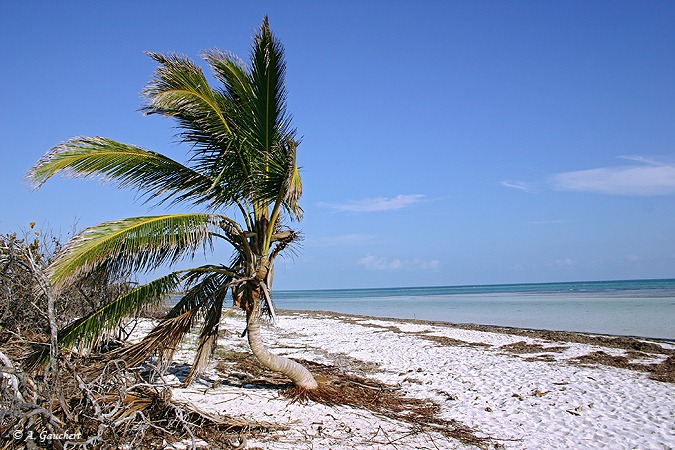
xmin=2 ymin=1 xmax=674 ymax=289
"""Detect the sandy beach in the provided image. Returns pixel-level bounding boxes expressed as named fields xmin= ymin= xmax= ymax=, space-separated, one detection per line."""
xmin=139 ymin=310 xmax=674 ymax=449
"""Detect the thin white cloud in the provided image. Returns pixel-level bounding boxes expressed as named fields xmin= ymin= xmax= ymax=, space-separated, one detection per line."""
xmin=617 ymin=155 xmax=663 ymax=165
xmin=358 ymin=254 xmax=440 ymax=271
xmin=358 ymin=255 xmax=403 ymax=270
xmin=503 ymin=156 xmax=675 ymax=196
xmin=410 ymin=258 xmax=441 ymax=271
xmin=323 ymin=194 xmax=426 ymax=213
xmin=500 ymin=180 xmax=537 ymax=193
xmin=550 ymin=157 xmax=675 ymax=195
xmin=555 ymin=258 xmax=576 ymax=267
xmin=543 ymin=258 xmax=577 ymax=269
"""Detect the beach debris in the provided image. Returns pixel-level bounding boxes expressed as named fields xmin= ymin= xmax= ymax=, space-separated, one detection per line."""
xmin=566 ymin=406 xmax=583 ymax=416
xmin=276 ymin=358 xmax=495 ymax=448
xmin=434 ymin=388 xmax=459 ymax=401
xmin=412 ymin=333 xmax=491 ymax=348
xmin=532 ymin=389 xmax=550 ymax=397
xmin=500 ymin=341 xmax=568 ymax=354
xmin=523 ymin=354 xmax=558 ymax=362
xmin=224 ymin=433 xmax=247 ymax=450
xmin=571 ymin=351 xmax=675 ymax=383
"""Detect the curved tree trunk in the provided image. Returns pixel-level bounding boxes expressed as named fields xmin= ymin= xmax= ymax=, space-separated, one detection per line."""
xmin=245 ymin=299 xmax=318 ymax=390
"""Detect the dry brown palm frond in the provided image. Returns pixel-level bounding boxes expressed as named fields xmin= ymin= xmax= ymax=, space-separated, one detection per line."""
xmin=183 ymin=299 xmax=224 ymax=385
xmin=104 ymin=308 xmax=200 ymax=372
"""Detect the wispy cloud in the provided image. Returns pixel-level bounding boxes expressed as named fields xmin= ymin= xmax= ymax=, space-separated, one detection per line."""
xmin=322 ymin=194 xmax=426 ymax=213
xmin=543 ymin=258 xmax=577 ymax=269
xmin=555 ymin=258 xmax=576 ymax=267
xmin=550 ymin=156 xmax=675 ymax=195
xmin=358 ymin=255 xmax=403 ymax=270
xmin=500 ymin=180 xmax=537 ymax=193
xmin=358 ymin=254 xmax=440 ymax=271
xmin=502 ymin=156 xmax=675 ymax=196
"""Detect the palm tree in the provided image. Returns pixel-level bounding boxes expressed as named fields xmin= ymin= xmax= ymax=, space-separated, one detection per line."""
xmin=27 ymin=18 xmax=318 ymax=390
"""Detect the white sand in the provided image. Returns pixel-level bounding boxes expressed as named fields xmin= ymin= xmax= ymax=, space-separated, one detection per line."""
xmin=144 ymin=311 xmax=674 ymax=449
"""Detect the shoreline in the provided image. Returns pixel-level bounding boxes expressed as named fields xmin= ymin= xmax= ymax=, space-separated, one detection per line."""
xmin=279 ymin=308 xmax=675 ymax=345
xmin=273 ymin=280 xmax=675 ymax=341
xmin=151 ymin=308 xmax=675 ymax=449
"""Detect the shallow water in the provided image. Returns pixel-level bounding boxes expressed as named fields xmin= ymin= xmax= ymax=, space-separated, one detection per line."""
xmin=273 ymin=279 xmax=675 ymax=340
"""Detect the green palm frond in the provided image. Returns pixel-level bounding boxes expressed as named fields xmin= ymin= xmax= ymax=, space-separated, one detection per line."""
xmin=202 ymin=48 xmax=254 ymax=105
xmin=23 ymin=273 xmax=181 ymax=371
xmin=142 ymin=51 xmax=233 ymax=144
xmin=27 ymin=137 xmax=228 ymax=208
xmin=142 ymin=51 xmax=258 ymax=204
xmin=249 ymin=17 xmax=293 ymax=153
xmin=244 ymin=19 xmax=299 ymax=211
xmin=198 ymin=49 xmax=256 ymax=190
xmin=59 ymin=272 xmax=181 ymax=349
xmin=49 ymin=214 xmax=220 ymax=285
xmin=205 ymin=18 xmax=297 ymax=210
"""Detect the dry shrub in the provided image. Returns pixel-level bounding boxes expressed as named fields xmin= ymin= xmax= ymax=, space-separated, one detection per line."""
xmin=0 ymin=230 xmax=136 ymax=340
xmin=0 ymin=227 xmax=261 ymax=449
xmin=1 ymin=353 xmax=274 ymax=449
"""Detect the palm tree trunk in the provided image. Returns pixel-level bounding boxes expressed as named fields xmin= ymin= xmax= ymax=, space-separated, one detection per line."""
xmin=245 ymin=299 xmax=318 ymax=390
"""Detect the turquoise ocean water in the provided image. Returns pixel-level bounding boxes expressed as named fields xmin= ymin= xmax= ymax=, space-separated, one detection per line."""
xmin=273 ymin=279 xmax=675 ymax=340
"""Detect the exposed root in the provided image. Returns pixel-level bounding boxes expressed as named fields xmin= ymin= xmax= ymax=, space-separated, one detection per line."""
xmin=284 ymin=383 xmax=340 ymax=405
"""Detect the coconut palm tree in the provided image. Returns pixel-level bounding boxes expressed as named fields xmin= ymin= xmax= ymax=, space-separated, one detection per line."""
xmin=27 ymin=17 xmax=318 ymax=390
